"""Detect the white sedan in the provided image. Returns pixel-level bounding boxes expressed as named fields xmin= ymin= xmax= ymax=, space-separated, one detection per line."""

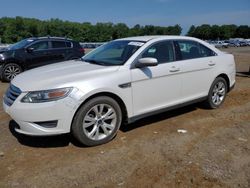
xmin=3 ymin=36 xmax=236 ymax=146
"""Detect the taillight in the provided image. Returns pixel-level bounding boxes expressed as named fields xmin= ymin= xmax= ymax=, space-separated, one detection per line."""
xmin=79 ymin=48 xmax=85 ymax=54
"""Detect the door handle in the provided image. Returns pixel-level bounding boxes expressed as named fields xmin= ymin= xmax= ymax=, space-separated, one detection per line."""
xmin=208 ymin=62 xmax=216 ymax=66
xmin=169 ymin=67 xmax=180 ymax=73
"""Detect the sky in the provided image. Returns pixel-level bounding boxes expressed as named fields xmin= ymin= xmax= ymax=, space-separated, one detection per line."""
xmin=0 ymin=0 xmax=250 ymax=34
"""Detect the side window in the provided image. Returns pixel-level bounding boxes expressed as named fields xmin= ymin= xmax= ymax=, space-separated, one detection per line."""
xmin=176 ymin=40 xmax=216 ymax=60
xmin=30 ymin=41 xmax=49 ymax=51
xmin=66 ymin=42 xmax=72 ymax=48
xmin=52 ymin=41 xmax=66 ymax=49
xmin=199 ymin=44 xmax=216 ymax=57
xmin=177 ymin=40 xmax=201 ymax=60
xmin=142 ymin=41 xmax=174 ymax=64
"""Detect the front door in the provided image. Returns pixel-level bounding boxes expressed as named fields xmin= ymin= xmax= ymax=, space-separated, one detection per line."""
xmin=131 ymin=40 xmax=182 ymax=116
xmin=25 ymin=41 xmax=52 ymax=69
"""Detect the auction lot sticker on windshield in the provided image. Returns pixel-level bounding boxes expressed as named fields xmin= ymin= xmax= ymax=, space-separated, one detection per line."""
xmin=128 ymin=42 xmax=144 ymax=46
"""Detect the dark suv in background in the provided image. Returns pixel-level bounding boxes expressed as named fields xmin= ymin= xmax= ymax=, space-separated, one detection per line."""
xmin=0 ymin=37 xmax=85 ymax=82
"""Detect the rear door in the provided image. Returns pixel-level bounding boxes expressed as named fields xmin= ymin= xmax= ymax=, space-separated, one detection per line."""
xmin=131 ymin=40 xmax=182 ymax=116
xmin=49 ymin=40 xmax=68 ymax=63
xmin=174 ymin=40 xmax=217 ymax=102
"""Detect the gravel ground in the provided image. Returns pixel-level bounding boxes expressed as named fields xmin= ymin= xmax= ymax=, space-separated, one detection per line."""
xmin=0 ymin=47 xmax=249 ymax=188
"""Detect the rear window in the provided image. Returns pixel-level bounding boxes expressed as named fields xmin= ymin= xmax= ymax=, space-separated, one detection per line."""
xmin=52 ymin=41 xmax=66 ymax=48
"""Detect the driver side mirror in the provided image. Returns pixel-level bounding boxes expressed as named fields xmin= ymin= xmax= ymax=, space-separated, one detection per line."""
xmin=26 ymin=47 xmax=34 ymax=53
xmin=135 ymin=58 xmax=158 ymax=68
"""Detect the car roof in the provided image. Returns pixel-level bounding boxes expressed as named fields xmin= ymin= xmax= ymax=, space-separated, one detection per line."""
xmin=117 ymin=35 xmax=199 ymax=42
xmin=27 ymin=37 xmax=73 ymax=41
xmin=117 ymin=35 xmax=223 ymax=55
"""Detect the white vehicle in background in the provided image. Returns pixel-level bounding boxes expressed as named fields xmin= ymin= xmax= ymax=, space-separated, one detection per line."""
xmin=3 ymin=36 xmax=236 ymax=146
xmin=246 ymin=39 xmax=250 ymax=46
xmin=222 ymin=40 xmax=229 ymax=47
xmin=210 ymin=41 xmax=229 ymax=48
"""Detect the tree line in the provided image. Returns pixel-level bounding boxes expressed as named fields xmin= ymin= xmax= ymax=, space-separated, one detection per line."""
xmin=0 ymin=17 xmax=249 ymax=44
xmin=187 ymin=24 xmax=250 ymax=40
xmin=0 ymin=17 xmax=182 ymax=43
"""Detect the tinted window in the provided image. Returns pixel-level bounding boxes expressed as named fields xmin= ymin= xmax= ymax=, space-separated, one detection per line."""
xmin=52 ymin=41 xmax=66 ymax=48
xmin=176 ymin=40 xmax=215 ymax=60
xmin=199 ymin=44 xmax=216 ymax=57
xmin=66 ymin=42 xmax=72 ymax=48
xmin=30 ymin=41 xmax=49 ymax=50
xmin=142 ymin=41 xmax=174 ymax=64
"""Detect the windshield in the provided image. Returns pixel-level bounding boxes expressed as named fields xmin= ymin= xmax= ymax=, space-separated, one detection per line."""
xmin=9 ymin=39 xmax=34 ymax=50
xmin=82 ymin=40 xmax=145 ymax=66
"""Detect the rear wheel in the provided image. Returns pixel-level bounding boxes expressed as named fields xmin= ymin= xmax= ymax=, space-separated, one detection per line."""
xmin=72 ymin=96 xmax=122 ymax=146
xmin=2 ymin=63 xmax=22 ymax=82
xmin=204 ymin=77 xmax=227 ymax=109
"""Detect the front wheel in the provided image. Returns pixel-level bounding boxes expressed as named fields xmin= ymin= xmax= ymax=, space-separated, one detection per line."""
xmin=204 ymin=77 xmax=228 ymax=109
xmin=71 ymin=96 xmax=122 ymax=146
xmin=2 ymin=63 xmax=22 ymax=82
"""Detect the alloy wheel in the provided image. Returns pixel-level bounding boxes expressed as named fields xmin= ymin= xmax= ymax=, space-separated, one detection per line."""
xmin=212 ymin=81 xmax=226 ymax=106
xmin=82 ymin=104 xmax=117 ymax=141
xmin=4 ymin=65 xmax=21 ymax=81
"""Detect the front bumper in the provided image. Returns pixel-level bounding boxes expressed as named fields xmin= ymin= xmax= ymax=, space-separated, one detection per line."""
xmin=3 ymin=89 xmax=84 ymax=136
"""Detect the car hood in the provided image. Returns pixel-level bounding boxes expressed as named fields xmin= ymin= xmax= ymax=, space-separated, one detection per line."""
xmin=12 ymin=60 xmax=120 ymax=91
xmin=0 ymin=48 xmax=8 ymax=53
xmin=0 ymin=48 xmax=20 ymax=56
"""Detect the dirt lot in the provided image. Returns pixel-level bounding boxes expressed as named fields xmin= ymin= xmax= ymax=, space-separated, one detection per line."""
xmin=0 ymin=47 xmax=249 ymax=188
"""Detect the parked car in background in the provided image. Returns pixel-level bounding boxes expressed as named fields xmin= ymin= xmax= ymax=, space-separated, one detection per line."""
xmin=228 ymin=41 xmax=240 ymax=47
xmin=239 ymin=41 xmax=248 ymax=47
xmin=3 ymin=36 xmax=236 ymax=146
xmin=83 ymin=43 xmax=96 ymax=49
xmin=81 ymin=43 xmax=105 ymax=49
xmin=0 ymin=37 xmax=85 ymax=82
xmin=0 ymin=44 xmax=10 ymax=50
xmin=209 ymin=41 xmax=228 ymax=48
xmin=246 ymin=39 xmax=250 ymax=46
xmin=0 ymin=47 xmax=8 ymax=52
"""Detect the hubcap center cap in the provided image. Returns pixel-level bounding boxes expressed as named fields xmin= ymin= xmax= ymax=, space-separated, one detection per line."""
xmin=97 ymin=118 xmax=103 ymax=125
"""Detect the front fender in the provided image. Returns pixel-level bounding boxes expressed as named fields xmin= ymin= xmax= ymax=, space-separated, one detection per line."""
xmin=71 ymin=87 xmax=133 ymax=118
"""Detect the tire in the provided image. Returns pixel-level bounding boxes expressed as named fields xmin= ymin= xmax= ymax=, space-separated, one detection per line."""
xmin=204 ymin=77 xmax=228 ymax=109
xmin=71 ymin=96 xmax=122 ymax=146
xmin=2 ymin=63 xmax=22 ymax=82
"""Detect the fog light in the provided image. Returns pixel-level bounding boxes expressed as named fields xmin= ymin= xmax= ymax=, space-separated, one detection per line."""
xmin=35 ymin=120 xmax=58 ymax=128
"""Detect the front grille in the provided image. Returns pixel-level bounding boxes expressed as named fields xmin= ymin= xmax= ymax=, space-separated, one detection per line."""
xmin=3 ymin=84 xmax=22 ymax=106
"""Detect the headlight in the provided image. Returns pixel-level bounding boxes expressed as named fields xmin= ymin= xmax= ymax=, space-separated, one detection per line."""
xmin=21 ymin=87 xmax=73 ymax=103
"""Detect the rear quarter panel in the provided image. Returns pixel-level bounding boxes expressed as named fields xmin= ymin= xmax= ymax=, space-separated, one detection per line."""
xmin=214 ymin=53 xmax=236 ymax=88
